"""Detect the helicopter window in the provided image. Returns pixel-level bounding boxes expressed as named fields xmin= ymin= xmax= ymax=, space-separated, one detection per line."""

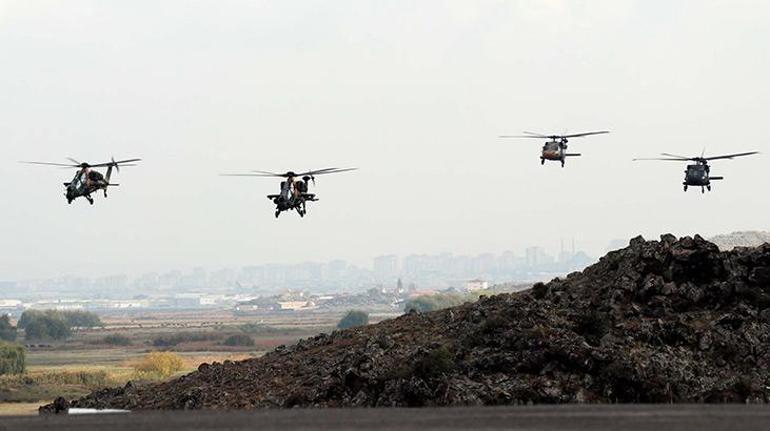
xmin=71 ymin=173 xmax=84 ymax=188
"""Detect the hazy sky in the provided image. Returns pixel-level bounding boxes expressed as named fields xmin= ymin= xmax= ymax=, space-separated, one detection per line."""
xmin=1 ymin=0 xmax=769 ymax=280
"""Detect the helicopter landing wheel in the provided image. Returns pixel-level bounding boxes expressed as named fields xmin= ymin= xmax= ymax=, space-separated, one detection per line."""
xmin=707 ymin=185 xmax=711 ymax=191
xmin=701 ymin=187 xmax=705 ymax=194
xmin=683 ymin=185 xmax=688 ymax=192
xmin=275 ymin=211 xmax=280 ymax=218
xmin=540 ymin=158 xmax=545 ymax=165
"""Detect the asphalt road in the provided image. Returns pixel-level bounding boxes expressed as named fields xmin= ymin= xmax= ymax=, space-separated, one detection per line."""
xmin=2 ymin=405 xmax=769 ymax=431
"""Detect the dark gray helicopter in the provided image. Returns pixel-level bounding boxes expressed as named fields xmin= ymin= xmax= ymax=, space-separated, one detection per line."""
xmin=633 ymin=151 xmax=759 ymax=193
xmin=499 ymin=130 xmax=609 ymax=167
xmin=22 ymin=157 xmax=141 ymax=204
xmin=221 ymin=168 xmax=356 ymax=218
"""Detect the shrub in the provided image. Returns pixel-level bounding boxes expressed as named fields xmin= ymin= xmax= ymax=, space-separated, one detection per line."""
xmin=0 ymin=315 xmax=17 ymax=342
xmin=102 ymin=334 xmax=132 ymax=346
xmin=24 ymin=316 xmax=71 ymax=341
xmin=413 ymin=345 xmax=455 ymax=378
xmin=0 ymin=342 xmax=25 ymax=375
xmin=134 ymin=352 xmax=185 ymax=379
xmin=152 ymin=332 xmax=218 ymax=347
xmin=33 ymin=370 xmax=108 ymax=388
xmin=403 ymin=293 xmax=467 ymax=313
xmin=223 ymin=334 xmax=255 ymax=347
xmin=337 ymin=310 xmax=369 ymax=329
xmin=61 ymin=310 xmax=102 ymax=328
xmin=18 ymin=310 xmax=102 ymax=330
xmin=239 ymin=323 xmax=296 ymax=335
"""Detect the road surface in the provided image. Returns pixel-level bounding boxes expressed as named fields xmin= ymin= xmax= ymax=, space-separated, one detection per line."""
xmin=2 ymin=405 xmax=769 ymax=430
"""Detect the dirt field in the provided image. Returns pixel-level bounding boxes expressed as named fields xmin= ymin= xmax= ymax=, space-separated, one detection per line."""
xmin=1 ymin=308 xmax=349 ymax=415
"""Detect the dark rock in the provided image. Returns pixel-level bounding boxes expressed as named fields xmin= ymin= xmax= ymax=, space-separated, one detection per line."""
xmin=42 ymin=236 xmax=770 ymax=411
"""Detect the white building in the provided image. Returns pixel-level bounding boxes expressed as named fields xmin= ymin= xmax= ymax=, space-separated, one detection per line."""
xmin=464 ymin=279 xmax=489 ymax=292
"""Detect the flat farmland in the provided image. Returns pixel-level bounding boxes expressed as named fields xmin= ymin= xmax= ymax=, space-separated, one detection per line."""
xmin=1 ymin=308 xmax=369 ymax=415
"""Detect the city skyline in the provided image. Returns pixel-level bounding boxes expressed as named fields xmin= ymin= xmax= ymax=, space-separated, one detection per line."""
xmin=0 ymin=238 xmax=599 ymax=282
xmin=0 ymin=242 xmax=596 ymax=301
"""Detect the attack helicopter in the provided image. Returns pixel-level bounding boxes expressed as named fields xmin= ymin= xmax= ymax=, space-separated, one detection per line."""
xmin=221 ymin=168 xmax=357 ymax=218
xmin=633 ymin=151 xmax=759 ymax=193
xmin=499 ymin=130 xmax=610 ymax=167
xmin=21 ymin=157 xmax=141 ymax=204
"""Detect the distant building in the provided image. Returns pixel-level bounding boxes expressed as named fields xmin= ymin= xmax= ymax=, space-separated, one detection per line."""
xmin=464 ymin=279 xmax=489 ymax=292
xmin=525 ymin=247 xmax=548 ymax=267
xmin=373 ymin=255 xmax=399 ymax=280
xmin=276 ymin=301 xmax=315 ymax=311
xmin=0 ymin=300 xmax=22 ymax=308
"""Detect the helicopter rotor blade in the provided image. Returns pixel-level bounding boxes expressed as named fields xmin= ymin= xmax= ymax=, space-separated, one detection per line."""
xmin=660 ymin=153 xmax=693 ymax=160
xmin=297 ymin=167 xmax=357 ymax=177
xmin=560 ymin=130 xmax=610 ymax=139
xmin=220 ymin=173 xmax=281 ymax=177
xmin=632 ymin=157 xmax=689 ymax=162
xmin=520 ymin=131 xmax=552 ymax=138
xmin=500 ymin=130 xmax=609 ymax=139
xmin=227 ymin=167 xmax=357 ymax=179
xmin=250 ymin=170 xmax=287 ymax=177
xmin=20 ymin=161 xmax=79 ymax=167
xmin=66 ymin=157 xmax=82 ymax=165
xmin=88 ymin=158 xmax=142 ymax=168
xmin=702 ymin=151 xmax=760 ymax=161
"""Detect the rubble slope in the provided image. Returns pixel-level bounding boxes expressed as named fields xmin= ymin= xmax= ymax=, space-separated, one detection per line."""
xmin=46 ymin=235 xmax=770 ymax=411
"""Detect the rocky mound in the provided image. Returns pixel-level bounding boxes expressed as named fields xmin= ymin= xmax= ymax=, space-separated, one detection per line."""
xmin=709 ymin=231 xmax=770 ymax=251
xmin=43 ymin=235 xmax=770 ymax=412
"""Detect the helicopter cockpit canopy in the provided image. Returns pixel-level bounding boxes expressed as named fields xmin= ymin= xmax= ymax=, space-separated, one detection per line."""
xmin=70 ymin=171 xmax=85 ymax=189
xmin=687 ymin=164 xmax=708 ymax=180
xmin=543 ymin=141 xmax=560 ymax=151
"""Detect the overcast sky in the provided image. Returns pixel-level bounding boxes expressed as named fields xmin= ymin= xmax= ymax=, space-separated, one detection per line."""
xmin=1 ymin=0 xmax=769 ymax=280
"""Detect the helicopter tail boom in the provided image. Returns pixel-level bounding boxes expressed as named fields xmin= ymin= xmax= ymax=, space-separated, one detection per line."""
xmin=565 ymin=153 xmax=582 ymax=157
xmin=710 ymin=176 xmax=724 ymax=181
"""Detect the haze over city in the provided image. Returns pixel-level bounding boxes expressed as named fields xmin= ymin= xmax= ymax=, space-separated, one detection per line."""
xmin=2 ymin=0 xmax=769 ymax=281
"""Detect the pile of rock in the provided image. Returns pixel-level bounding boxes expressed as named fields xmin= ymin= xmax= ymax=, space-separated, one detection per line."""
xmin=42 ymin=235 xmax=770 ymax=412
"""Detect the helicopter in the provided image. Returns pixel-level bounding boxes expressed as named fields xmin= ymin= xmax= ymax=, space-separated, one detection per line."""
xmin=21 ymin=157 xmax=141 ymax=204
xmin=221 ymin=168 xmax=357 ymax=218
xmin=633 ymin=151 xmax=759 ymax=193
xmin=499 ymin=130 xmax=610 ymax=167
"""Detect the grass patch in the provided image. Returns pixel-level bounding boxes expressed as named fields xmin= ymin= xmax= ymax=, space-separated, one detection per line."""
xmin=0 ymin=368 xmax=126 ymax=403
xmin=133 ymin=352 xmax=185 ymax=380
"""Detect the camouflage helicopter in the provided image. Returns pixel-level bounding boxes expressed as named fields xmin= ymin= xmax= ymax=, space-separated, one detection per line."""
xmin=633 ymin=150 xmax=759 ymax=193
xmin=21 ymin=157 xmax=141 ymax=204
xmin=499 ymin=130 xmax=609 ymax=167
xmin=221 ymin=168 xmax=356 ymax=218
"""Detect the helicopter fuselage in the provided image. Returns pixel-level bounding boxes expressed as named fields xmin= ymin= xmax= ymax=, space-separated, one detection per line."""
xmin=682 ymin=162 xmax=724 ymax=192
xmin=541 ymin=142 xmax=564 ymax=161
xmin=684 ymin=164 xmax=711 ymax=186
xmin=540 ymin=140 xmax=580 ymax=167
xmin=267 ymin=176 xmax=317 ymax=217
xmin=65 ymin=168 xmax=114 ymax=204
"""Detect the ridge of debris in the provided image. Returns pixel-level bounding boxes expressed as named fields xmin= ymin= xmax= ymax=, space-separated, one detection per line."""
xmin=42 ymin=235 xmax=770 ymax=412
